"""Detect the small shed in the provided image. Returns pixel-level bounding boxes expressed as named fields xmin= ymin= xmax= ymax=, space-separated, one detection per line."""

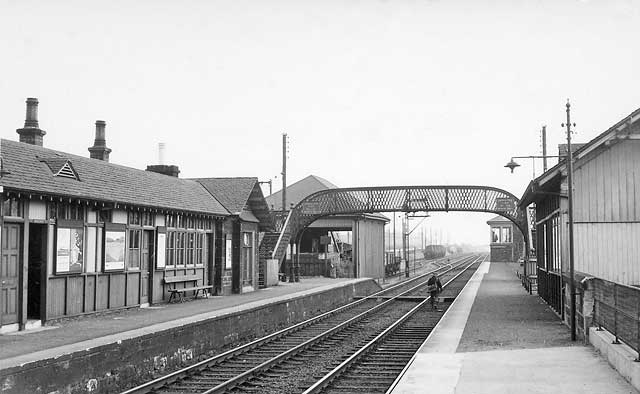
xmin=486 ymin=215 xmax=524 ymax=262
xmin=266 ymin=175 xmax=388 ymax=279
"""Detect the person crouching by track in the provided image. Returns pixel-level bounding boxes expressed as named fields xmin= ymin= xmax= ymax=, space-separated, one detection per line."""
xmin=427 ymin=273 xmax=443 ymax=311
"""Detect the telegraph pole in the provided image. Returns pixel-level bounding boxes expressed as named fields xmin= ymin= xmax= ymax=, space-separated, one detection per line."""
xmin=562 ymin=100 xmax=577 ymax=341
xmin=542 ymin=125 xmax=548 ymax=172
xmin=282 ymin=133 xmax=287 ymax=211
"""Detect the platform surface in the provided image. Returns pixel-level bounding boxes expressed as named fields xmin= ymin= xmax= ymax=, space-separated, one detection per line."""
xmin=0 ymin=277 xmax=367 ymax=369
xmin=391 ymin=261 xmax=638 ymax=394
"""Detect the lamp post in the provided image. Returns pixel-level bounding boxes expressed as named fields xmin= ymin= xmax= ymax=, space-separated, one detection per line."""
xmin=505 ymin=101 xmax=577 ymax=342
xmin=505 ymin=155 xmax=561 ymax=177
xmin=562 ymin=99 xmax=577 ymax=342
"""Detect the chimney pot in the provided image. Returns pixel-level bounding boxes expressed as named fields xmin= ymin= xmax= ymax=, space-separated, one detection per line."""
xmin=25 ymin=98 xmax=39 ymax=128
xmin=17 ymin=97 xmax=46 ymax=146
xmin=147 ymin=143 xmax=179 ymax=177
xmin=88 ymin=120 xmax=112 ymax=162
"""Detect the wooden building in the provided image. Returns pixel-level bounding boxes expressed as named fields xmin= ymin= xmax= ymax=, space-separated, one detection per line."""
xmin=520 ymin=106 xmax=640 ymax=335
xmin=486 ymin=215 xmax=524 ymax=262
xmin=195 ymin=178 xmax=273 ymax=294
xmin=0 ymin=98 xmax=272 ymax=331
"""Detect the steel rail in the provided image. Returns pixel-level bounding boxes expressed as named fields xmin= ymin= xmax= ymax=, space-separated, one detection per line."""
xmin=200 ymin=255 xmax=479 ymax=394
xmin=384 ymin=253 xmax=488 ymax=394
xmin=302 ymin=255 xmax=484 ymax=394
xmin=122 ymin=254 xmax=477 ymax=394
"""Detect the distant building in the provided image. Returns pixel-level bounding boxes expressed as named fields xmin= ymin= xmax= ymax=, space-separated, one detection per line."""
xmin=486 ymin=215 xmax=524 ymax=262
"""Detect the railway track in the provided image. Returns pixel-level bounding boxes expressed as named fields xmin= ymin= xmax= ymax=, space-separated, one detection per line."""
xmin=123 ymin=254 xmax=485 ymax=394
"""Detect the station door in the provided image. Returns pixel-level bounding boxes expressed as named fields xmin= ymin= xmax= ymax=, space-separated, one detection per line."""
xmin=1 ymin=223 xmax=21 ymax=325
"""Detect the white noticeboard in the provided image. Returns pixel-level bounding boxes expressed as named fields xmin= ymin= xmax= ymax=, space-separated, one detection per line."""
xmin=156 ymin=233 xmax=166 ymax=269
xmin=225 ymin=239 xmax=232 ymax=269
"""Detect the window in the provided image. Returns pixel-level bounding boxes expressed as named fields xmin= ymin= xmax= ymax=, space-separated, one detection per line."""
xmin=166 ymin=232 xmax=175 ymax=266
xmin=195 ymin=233 xmax=205 ymax=266
xmin=501 ymin=227 xmax=512 ymax=243
xmin=166 ymin=214 xmax=175 ymax=228
xmin=56 ymin=227 xmax=84 ymax=274
xmin=48 ymin=202 xmax=85 ymax=221
xmin=242 ymin=232 xmax=254 ymax=286
xmin=97 ymin=209 xmax=112 ymax=223
xmin=3 ymin=197 xmax=23 ymax=218
xmin=491 ymin=228 xmax=500 ymax=243
xmin=128 ymin=229 xmax=141 ymax=269
xmin=186 ymin=232 xmax=195 ymax=266
xmin=128 ymin=211 xmax=141 ymax=226
xmin=142 ymin=212 xmax=154 ymax=227
xmin=176 ymin=232 xmax=185 ymax=266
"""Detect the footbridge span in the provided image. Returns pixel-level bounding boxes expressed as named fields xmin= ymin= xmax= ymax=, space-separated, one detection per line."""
xmin=261 ymin=185 xmax=528 ymax=280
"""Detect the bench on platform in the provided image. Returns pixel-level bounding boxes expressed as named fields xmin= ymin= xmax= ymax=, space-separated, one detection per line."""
xmin=164 ymin=274 xmax=213 ymax=303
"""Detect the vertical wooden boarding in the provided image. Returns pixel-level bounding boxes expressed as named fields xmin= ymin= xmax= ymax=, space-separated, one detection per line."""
xmin=1 ymin=223 xmax=21 ymax=325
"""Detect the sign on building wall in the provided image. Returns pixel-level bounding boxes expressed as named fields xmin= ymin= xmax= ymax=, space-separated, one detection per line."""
xmin=495 ymin=198 xmax=515 ymax=211
xmin=56 ymin=227 xmax=84 ymax=274
xmin=225 ymin=238 xmax=232 ymax=269
xmin=104 ymin=230 xmax=126 ymax=271
xmin=156 ymin=232 xmax=166 ymax=269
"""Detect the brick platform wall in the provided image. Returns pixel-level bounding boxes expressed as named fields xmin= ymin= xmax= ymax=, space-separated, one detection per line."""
xmin=0 ymin=279 xmax=381 ymax=394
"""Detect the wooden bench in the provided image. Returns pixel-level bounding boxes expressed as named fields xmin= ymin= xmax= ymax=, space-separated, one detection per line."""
xmin=164 ymin=274 xmax=213 ymax=303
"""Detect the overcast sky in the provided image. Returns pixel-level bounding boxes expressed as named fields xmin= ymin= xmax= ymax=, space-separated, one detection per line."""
xmin=1 ymin=0 xmax=639 ymax=245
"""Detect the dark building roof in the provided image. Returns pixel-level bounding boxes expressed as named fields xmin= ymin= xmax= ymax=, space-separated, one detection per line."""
xmin=266 ymin=174 xmax=339 ymax=210
xmin=1 ymin=139 xmax=229 ymax=216
xmin=195 ymin=177 xmax=273 ymax=230
xmin=196 ymin=177 xmax=258 ymax=214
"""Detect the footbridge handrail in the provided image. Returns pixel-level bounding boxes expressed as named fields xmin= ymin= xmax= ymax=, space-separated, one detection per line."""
xmin=277 ymin=185 xmax=528 ymax=250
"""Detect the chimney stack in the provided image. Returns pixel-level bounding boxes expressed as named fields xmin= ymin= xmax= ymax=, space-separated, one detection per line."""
xmin=146 ymin=142 xmax=180 ymax=177
xmin=16 ymin=97 xmax=46 ymax=146
xmin=88 ymin=120 xmax=112 ymax=162
xmin=158 ymin=142 xmax=166 ymax=165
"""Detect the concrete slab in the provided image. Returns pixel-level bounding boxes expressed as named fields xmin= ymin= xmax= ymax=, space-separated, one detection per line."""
xmin=391 ymin=262 xmax=639 ymax=394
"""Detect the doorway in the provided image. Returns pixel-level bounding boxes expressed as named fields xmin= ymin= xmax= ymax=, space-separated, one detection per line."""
xmin=27 ymin=224 xmax=47 ymax=320
xmin=140 ymin=230 xmax=154 ymax=305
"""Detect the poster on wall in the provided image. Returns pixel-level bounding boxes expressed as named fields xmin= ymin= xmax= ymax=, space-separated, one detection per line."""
xmin=104 ymin=230 xmax=126 ymax=271
xmin=156 ymin=232 xmax=166 ymax=269
xmin=56 ymin=227 xmax=84 ymax=274
xmin=225 ymin=239 xmax=232 ymax=269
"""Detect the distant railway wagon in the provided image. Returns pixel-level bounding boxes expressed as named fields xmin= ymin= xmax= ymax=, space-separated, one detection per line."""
xmin=423 ymin=244 xmax=446 ymax=260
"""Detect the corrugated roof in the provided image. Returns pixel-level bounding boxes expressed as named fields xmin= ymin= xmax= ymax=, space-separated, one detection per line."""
xmin=0 ymin=139 xmax=229 ymax=216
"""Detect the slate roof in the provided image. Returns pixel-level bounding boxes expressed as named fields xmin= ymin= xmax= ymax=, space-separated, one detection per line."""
xmin=195 ymin=177 xmax=258 ymax=214
xmin=195 ymin=177 xmax=273 ymax=230
xmin=0 ymin=139 xmax=228 ymax=216
xmin=266 ymin=174 xmax=339 ymax=210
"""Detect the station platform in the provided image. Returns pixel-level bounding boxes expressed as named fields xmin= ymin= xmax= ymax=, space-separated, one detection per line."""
xmin=0 ymin=277 xmax=373 ymax=370
xmin=390 ymin=261 xmax=638 ymax=393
